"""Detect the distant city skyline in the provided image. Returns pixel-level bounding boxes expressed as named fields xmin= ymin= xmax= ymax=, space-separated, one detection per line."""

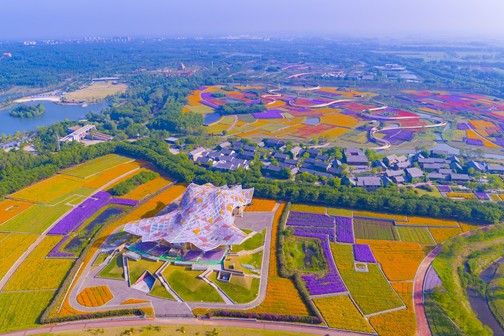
xmin=1 ymin=0 xmax=504 ymax=41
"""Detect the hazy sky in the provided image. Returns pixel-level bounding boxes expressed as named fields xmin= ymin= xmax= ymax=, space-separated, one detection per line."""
xmin=1 ymin=0 xmax=504 ymax=40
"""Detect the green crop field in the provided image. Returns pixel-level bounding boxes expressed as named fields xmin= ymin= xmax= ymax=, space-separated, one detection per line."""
xmin=162 ymin=265 xmax=223 ymax=303
xmin=149 ymin=280 xmax=174 ymax=300
xmin=98 ymin=254 xmax=124 ymax=280
xmin=331 ymin=243 xmax=404 ymax=315
xmin=10 ymin=174 xmax=86 ymax=204
xmin=396 ymin=227 xmax=436 ymax=245
xmin=232 ymin=229 xmax=265 ymax=252
xmin=209 ymin=272 xmax=260 ymax=304
xmin=128 ymin=258 xmax=163 ymax=284
xmin=0 ymin=290 xmax=55 ymax=332
xmin=60 ymin=154 xmax=133 ymax=179
xmin=0 ymin=204 xmax=71 ymax=233
xmin=354 ymin=218 xmax=398 ymax=241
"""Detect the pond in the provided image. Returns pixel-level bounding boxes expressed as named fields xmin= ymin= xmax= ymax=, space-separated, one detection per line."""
xmin=0 ymin=101 xmax=107 ymax=135
xmin=304 ymin=117 xmax=320 ymax=125
xmin=203 ymin=112 xmax=221 ymax=125
xmin=467 ymin=258 xmax=504 ymax=335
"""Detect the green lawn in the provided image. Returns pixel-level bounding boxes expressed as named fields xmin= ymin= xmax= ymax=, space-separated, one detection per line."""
xmin=233 ymin=229 xmax=265 ymax=252
xmin=209 ymin=272 xmax=260 ymax=304
xmin=331 ymin=243 xmax=404 ymax=315
xmin=0 ymin=290 xmax=55 ymax=332
xmin=128 ymin=258 xmax=163 ymax=284
xmin=0 ymin=203 xmax=71 ymax=233
xmin=149 ymin=280 xmax=174 ymax=300
xmin=60 ymin=154 xmax=132 ymax=179
xmin=397 ymin=227 xmax=436 ymax=245
xmin=92 ymin=253 xmax=108 ymax=267
xmin=162 ymin=265 xmax=223 ymax=303
xmin=354 ymin=218 xmax=398 ymax=241
xmin=283 ymin=236 xmax=326 ymax=275
xmin=237 ymin=251 xmax=263 ymax=275
xmin=98 ymin=254 xmax=124 ymax=280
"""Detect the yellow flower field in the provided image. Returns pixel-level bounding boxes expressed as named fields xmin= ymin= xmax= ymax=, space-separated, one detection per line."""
xmin=4 ymin=236 xmax=74 ymax=291
xmin=428 ymin=227 xmax=463 ymax=243
xmin=0 ymin=232 xmax=38 ymax=279
xmin=119 ymin=175 xmax=172 ymax=201
xmin=290 ymin=204 xmax=326 ymax=214
xmin=314 ymin=295 xmax=374 ymax=333
xmin=358 ymin=239 xmax=427 ymax=281
xmin=60 ymin=154 xmax=133 ymax=179
xmin=83 ymin=161 xmax=142 ymax=189
xmin=399 ymin=216 xmax=460 ymax=228
xmin=10 ymin=174 xmax=85 ymax=204
xmin=369 ymin=282 xmax=416 ymax=336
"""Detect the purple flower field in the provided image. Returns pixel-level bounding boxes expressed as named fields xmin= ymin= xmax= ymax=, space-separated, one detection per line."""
xmin=48 ymin=191 xmax=137 ymax=235
xmin=353 ymin=244 xmax=376 ymax=263
xmin=437 ymin=185 xmax=451 ymax=193
xmin=286 ymin=211 xmax=334 ymax=227
xmin=300 ymin=233 xmax=347 ymax=295
xmin=465 ymin=138 xmax=483 ymax=146
xmin=475 ymin=191 xmax=490 ymax=200
xmin=252 ymin=109 xmax=283 ymax=119
xmin=47 ymin=236 xmax=74 ymax=258
xmin=335 ymin=216 xmax=354 ymax=243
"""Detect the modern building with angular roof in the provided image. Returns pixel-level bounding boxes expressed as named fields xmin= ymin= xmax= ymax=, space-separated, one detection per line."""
xmin=124 ymin=183 xmax=254 ymax=252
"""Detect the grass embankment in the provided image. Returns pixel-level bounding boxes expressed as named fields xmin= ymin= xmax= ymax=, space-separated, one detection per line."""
xmin=427 ymin=225 xmax=504 ymax=335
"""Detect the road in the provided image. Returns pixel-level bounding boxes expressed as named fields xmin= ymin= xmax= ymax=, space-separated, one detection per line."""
xmin=1 ymin=317 xmax=366 ymax=336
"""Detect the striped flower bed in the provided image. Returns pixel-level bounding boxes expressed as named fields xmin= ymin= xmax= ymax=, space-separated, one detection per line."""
xmin=335 ymin=216 xmax=354 ymax=243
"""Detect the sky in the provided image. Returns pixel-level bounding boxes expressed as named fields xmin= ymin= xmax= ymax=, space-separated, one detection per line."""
xmin=1 ymin=0 xmax=504 ymax=40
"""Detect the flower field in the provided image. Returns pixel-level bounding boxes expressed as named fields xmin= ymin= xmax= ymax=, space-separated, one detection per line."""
xmin=76 ymin=286 xmax=113 ymax=307
xmin=368 ymin=282 xmax=416 ymax=336
xmin=10 ymin=174 xmax=86 ymax=204
xmin=0 ymin=232 xmax=38 ymax=279
xmin=82 ymin=161 xmax=142 ymax=189
xmin=428 ymin=227 xmax=463 ymax=243
xmin=290 ymin=204 xmax=327 ymax=214
xmin=0 ymin=290 xmax=56 ymax=332
xmin=0 ymin=203 xmax=71 ymax=233
xmin=446 ymin=192 xmax=476 ymax=200
xmin=249 ymin=204 xmax=311 ymax=316
xmin=119 ymin=175 xmax=172 ymax=201
xmin=313 ymin=295 xmax=374 ymax=333
xmin=331 ymin=243 xmax=404 ymax=315
xmin=357 ymin=239 xmax=427 ymax=281
xmin=0 ymin=199 xmax=32 ymax=224
xmin=245 ymin=198 xmax=277 ymax=212
xmin=3 ymin=236 xmax=74 ymax=291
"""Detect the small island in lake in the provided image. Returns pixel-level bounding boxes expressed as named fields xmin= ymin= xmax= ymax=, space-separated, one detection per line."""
xmin=9 ymin=103 xmax=46 ymax=118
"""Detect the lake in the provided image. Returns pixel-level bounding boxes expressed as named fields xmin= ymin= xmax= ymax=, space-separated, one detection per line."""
xmin=0 ymin=101 xmax=107 ymax=135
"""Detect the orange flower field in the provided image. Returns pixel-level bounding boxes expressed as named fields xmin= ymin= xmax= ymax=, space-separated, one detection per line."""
xmin=76 ymin=286 xmax=113 ymax=307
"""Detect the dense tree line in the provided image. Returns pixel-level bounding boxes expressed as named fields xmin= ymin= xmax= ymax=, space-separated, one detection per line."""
xmin=109 ymin=170 xmax=159 ymax=196
xmin=0 ymin=142 xmax=116 ymax=198
xmin=115 ymin=140 xmax=504 ymax=224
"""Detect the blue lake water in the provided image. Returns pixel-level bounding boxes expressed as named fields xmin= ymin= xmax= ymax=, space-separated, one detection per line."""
xmin=0 ymin=101 xmax=107 ymax=135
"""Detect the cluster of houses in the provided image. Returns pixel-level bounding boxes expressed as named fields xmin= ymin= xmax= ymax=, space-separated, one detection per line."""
xmin=189 ymin=139 xmax=504 ymax=191
xmin=59 ymin=124 xmax=113 ymax=143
